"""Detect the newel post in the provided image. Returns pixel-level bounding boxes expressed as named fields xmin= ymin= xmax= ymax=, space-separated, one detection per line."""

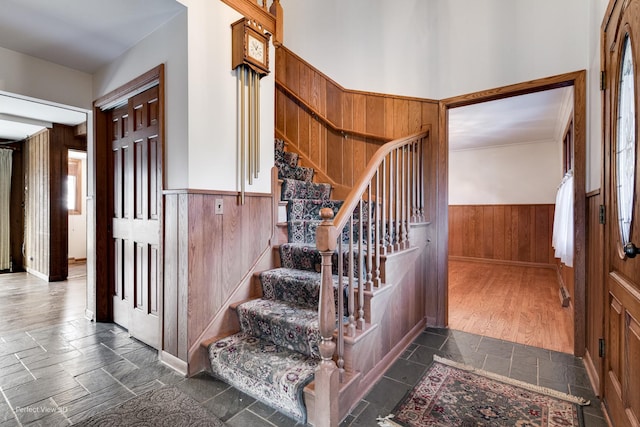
xmin=315 ymin=208 xmax=339 ymax=427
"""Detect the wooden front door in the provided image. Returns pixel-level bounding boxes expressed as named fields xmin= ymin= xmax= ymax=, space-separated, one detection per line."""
xmin=109 ymin=86 xmax=162 ymax=349
xmin=603 ymin=1 xmax=640 ymax=425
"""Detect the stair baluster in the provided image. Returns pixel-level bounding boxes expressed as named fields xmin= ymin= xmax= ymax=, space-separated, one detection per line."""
xmin=315 ymin=208 xmax=339 ymax=427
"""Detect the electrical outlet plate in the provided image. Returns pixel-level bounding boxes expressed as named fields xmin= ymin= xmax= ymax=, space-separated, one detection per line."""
xmin=215 ymin=199 xmax=223 ymax=214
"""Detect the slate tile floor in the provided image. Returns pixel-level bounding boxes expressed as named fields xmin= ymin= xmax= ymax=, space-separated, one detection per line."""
xmin=0 ymin=319 xmax=608 ymax=426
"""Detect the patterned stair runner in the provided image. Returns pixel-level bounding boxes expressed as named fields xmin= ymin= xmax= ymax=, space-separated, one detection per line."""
xmin=207 ymin=139 xmax=345 ymax=424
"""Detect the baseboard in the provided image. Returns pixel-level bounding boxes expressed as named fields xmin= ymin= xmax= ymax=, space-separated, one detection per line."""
xmin=84 ymin=309 xmax=95 ymax=321
xmin=554 ymin=263 xmax=572 ymax=307
xmin=25 ymin=267 xmax=49 ymax=282
xmin=583 ymin=349 xmax=601 ymax=397
xmin=449 ymin=256 xmax=555 ymax=269
xmin=160 ymin=351 xmax=188 ymax=377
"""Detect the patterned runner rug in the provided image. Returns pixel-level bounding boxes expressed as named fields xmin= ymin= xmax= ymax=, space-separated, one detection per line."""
xmin=379 ymin=355 xmax=589 ymax=427
xmin=73 ymin=386 xmax=226 ymax=427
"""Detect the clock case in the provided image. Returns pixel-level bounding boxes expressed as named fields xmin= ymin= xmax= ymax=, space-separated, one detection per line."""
xmin=231 ymin=18 xmax=271 ymax=76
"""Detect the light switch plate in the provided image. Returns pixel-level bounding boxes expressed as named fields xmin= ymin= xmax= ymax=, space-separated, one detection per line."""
xmin=215 ymin=199 xmax=223 ymax=215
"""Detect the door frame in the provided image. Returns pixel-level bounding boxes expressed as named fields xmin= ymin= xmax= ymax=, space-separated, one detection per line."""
xmin=93 ymin=65 xmax=165 ymax=327
xmin=437 ymin=71 xmax=587 ymax=356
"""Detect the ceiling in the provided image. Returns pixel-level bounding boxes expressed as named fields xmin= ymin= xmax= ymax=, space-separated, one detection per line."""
xmin=0 ymin=0 xmax=185 ymax=143
xmin=0 ymin=1 xmax=570 ymax=150
xmin=449 ymin=87 xmax=573 ymax=151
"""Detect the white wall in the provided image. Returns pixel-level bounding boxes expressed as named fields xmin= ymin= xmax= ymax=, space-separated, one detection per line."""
xmin=93 ymin=9 xmax=189 ymax=190
xmin=282 ymin=0 xmax=606 ymax=192
xmin=281 ymin=0 xmax=588 ymax=100
xmin=180 ymin=0 xmax=274 ymax=193
xmin=587 ymin=0 xmax=610 ymax=192
xmin=68 ymin=152 xmax=87 ymax=260
xmin=0 ymin=46 xmax=92 ymax=109
xmin=449 ymin=141 xmax=562 ymax=205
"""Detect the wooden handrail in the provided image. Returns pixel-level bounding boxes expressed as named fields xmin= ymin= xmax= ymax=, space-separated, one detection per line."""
xmin=333 ymin=130 xmax=428 ymax=231
xmin=313 ymin=130 xmax=428 ymax=425
xmin=275 ymin=80 xmax=391 ymax=142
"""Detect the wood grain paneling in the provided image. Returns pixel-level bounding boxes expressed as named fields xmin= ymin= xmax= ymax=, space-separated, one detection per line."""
xmin=163 ymin=191 xmax=273 ymax=368
xmin=22 ymin=124 xmax=84 ymax=282
xmin=449 ymin=204 xmax=555 ymax=265
xmin=24 ymin=130 xmax=50 ymax=279
xmin=275 ymin=46 xmax=439 ymax=193
xmin=584 ymin=190 xmax=604 ymax=395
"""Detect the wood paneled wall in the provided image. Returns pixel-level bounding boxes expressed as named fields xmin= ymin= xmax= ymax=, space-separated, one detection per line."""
xmin=584 ymin=190 xmax=604 ymax=394
xmin=163 ymin=191 xmax=274 ymax=368
xmin=25 ymin=130 xmax=54 ymax=279
xmin=23 ymin=125 xmax=86 ymax=281
xmin=448 ymin=204 xmax=555 ymax=265
xmin=275 ymin=46 xmax=439 ymax=197
xmin=274 ymin=46 xmax=443 ymax=326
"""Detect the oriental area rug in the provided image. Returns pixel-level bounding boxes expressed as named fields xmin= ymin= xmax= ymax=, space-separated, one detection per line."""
xmin=378 ymin=355 xmax=589 ymax=427
xmin=73 ymin=386 xmax=226 ymax=427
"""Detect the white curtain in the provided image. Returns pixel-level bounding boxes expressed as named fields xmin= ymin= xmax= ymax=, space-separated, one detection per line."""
xmin=0 ymin=149 xmax=12 ymax=270
xmin=552 ymin=171 xmax=574 ymax=267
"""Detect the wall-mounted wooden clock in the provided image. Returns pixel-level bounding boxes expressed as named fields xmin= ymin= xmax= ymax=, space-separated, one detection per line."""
xmin=231 ymin=18 xmax=270 ymax=76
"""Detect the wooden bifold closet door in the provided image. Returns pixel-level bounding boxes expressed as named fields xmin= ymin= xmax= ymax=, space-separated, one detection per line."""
xmin=109 ymin=85 xmax=162 ymax=349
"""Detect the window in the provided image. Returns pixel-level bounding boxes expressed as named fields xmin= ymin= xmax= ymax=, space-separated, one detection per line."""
xmin=562 ymin=119 xmax=574 ymax=174
xmin=67 ymin=158 xmax=82 ymax=215
xmin=615 ymin=33 xmax=636 ymax=248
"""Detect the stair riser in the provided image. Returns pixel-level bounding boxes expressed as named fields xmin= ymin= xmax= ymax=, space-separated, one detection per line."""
xmin=236 ymin=301 xmax=321 ymax=358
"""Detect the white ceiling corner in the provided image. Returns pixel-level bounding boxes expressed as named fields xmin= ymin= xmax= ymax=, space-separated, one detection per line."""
xmin=0 ymin=0 xmax=185 ymax=142
xmin=449 ymin=86 xmax=574 ymax=152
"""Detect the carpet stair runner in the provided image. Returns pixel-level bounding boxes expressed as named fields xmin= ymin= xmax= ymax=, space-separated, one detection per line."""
xmin=207 ymin=139 xmax=350 ymax=424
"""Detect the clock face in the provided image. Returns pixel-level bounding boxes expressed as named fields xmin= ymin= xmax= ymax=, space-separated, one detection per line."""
xmin=247 ymin=34 xmax=265 ymax=64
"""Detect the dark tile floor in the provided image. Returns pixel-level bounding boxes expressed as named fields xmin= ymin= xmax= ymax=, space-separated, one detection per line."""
xmin=0 ymin=318 xmax=608 ymax=426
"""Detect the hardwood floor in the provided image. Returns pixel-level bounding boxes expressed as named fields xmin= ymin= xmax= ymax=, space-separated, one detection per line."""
xmin=0 ymin=263 xmax=86 ymax=335
xmin=448 ymin=259 xmax=574 ymax=354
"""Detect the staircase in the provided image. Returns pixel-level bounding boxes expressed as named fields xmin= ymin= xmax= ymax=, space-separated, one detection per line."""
xmin=206 ymin=131 xmax=430 ymax=426
xmin=207 ymin=139 xmax=345 ymax=424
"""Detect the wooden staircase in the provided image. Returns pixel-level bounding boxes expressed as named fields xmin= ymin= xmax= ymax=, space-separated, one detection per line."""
xmin=201 ymin=132 xmax=430 ymax=426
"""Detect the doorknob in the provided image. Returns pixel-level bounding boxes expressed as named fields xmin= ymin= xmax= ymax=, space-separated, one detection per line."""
xmin=624 ymin=242 xmax=640 ymax=258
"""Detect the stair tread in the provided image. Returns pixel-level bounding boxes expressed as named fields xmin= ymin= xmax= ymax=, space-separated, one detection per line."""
xmin=237 ymin=299 xmax=320 ymax=358
xmin=259 ymin=267 xmax=349 ymax=309
xmin=208 ymin=331 xmax=318 ymax=423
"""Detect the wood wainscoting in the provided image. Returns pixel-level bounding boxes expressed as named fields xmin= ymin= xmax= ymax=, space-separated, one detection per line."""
xmin=584 ymin=189 xmax=604 ymax=396
xmin=163 ymin=190 xmax=275 ymax=374
xmin=23 ymin=124 xmax=86 ymax=281
xmin=449 ymin=204 xmax=556 ymax=265
xmin=275 ymin=46 xmax=439 ymax=199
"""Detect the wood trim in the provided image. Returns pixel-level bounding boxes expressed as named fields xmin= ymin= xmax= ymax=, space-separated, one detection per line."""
xmin=219 ymin=0 xmax=276 ymax=35
xmin=333 ymin=131 xmax=428 ymax=230
xmin=93 ymin=64 xmax=165 ymax=323
xmin=448 ymin=256 xmax=555 ymax=270
xmin=440 ymin=70 xmax=588 ymax=356
xmin=585 ymin=190 xmax=605 ymax=397
xmin=160 ymin=350 xmax=188 ymax=377
xmin=162 ymin=188 xmax=271 ymax=197
xmin=436 ymin=101 xmax=449 ymax=327
xmin=94 ymin=66 xmax=163 ymax=110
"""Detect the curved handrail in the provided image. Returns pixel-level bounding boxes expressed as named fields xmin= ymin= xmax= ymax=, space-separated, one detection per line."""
xmin=333 ymin=130 xmax=428 ymax=231
xmin=312 ymin=129 xmax=429 ymax=424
